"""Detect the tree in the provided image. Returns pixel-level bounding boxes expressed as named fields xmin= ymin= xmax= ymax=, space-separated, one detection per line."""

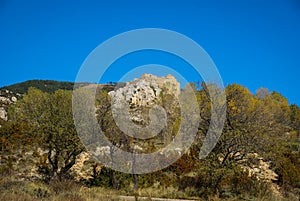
xmin=10 ymin=87 xmax=85 ymax=181
xmin=192 ymin=84 xmax=278 ymax=195
xmin=290 ymin=104 xmax=300 ymax=132
xmin=96 ymin=90 xmax=129 ymax=189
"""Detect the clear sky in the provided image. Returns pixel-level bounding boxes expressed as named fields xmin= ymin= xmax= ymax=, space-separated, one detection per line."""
xmin=0 ymin=0 xmax=299 ymax=105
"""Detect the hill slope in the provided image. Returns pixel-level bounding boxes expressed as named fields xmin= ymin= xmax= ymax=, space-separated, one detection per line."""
xmin=0 ymin=80 xmax=77 ymax=94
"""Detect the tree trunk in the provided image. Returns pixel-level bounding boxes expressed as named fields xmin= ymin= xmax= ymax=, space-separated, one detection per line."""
xmin=134 ymin=174 xmax=139 ymax=201
xmin=132 ymin=149 xmax=139 ymax=200
xmin=112 ymin=170 xmax=119 ymax=190
xmin=133 ymin=174 xmax=139 ymax=191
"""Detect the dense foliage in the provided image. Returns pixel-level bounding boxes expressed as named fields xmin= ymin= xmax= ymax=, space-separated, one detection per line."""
xmin=0 ymin=80 xmax=76 ymax=94
xmin=2 ymin=88 xmax=85 ymax=181
xmin=1 ymin=82 xmax=300 ymax=200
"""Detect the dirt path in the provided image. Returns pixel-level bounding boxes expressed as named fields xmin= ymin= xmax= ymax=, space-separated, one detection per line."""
xmin=118 ymin=195 xmax=199 ymax=201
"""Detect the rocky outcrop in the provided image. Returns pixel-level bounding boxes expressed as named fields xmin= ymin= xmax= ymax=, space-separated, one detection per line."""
xmin=0 ymin=89 xmax=20 ymax=124
xmin=237 ymin=153 xmax=278 ymax=182
xmin=70 ymin=152 xmax=95 ymax=181
xmin=108 ymin=74 xmax=180 ymax=127
xmin=109 ymin=74 xmax=180 ymax=108
xmin=240 ymin=153 xmax=281 ymax=196
xmin=0 ymin=107 xmax=7 ymax=121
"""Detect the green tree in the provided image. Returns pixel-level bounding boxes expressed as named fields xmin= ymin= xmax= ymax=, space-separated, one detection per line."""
xmin=10 ymin=88 xmax=85 ymax=181
xmin=290 ymin=104 xmax=300 ymax=132
xmin=216 ymin=84 xmax=267 ymax=164
xmin=192 ymin=84 xmax=277 ymax=196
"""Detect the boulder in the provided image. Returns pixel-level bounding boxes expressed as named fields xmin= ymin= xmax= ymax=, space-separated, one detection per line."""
xmin=0 ymin=107 xmax=7 ymax=121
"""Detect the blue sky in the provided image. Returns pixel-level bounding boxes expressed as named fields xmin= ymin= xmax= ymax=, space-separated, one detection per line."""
xmin=0 ymin=0 xmax=299 ymax=104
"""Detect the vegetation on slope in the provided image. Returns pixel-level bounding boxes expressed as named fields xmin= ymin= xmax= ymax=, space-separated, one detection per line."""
xmin=1 ymin=81 xmax=300 ymax=200
xmin=1 ymin=80 xmax=76 ymax=94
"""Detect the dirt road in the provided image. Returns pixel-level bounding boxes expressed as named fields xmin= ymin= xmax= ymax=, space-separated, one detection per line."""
xmin=118 ymin=195 xmax=199 ymax=201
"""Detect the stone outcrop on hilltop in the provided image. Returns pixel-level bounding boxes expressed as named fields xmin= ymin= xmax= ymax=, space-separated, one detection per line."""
xmin=108 ymin=74 xmax=180 ymax=136
xmin=109 ymin=74 xmax=180 ymax=108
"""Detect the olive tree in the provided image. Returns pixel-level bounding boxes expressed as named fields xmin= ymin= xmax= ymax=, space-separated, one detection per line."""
xmin=10 ymin=87 xmax=85 ymax=181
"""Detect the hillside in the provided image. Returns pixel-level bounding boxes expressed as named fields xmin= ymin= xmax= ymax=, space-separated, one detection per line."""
xmin=0 ymin=80 xmax=78 ymax=94
xmin=0 ymin=80 xmax=118 ymax=95
xmin=0 ymin=80 xmax=117 ymax=126
xmin=1 ymin=75 xmax=300 ymax=201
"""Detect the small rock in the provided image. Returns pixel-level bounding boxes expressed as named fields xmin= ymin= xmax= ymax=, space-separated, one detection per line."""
xmin=0 ymin=96 xmax=11 ymax=104
xmin=0 ymin=107 xmax=7 ymax=121
xmin=11 ymin=96 xmax=17 ymax=102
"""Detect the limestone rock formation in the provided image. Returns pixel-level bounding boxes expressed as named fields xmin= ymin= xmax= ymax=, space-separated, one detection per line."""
xmin=240 ymin=153 xmax=281 ymax=196
xmin=0 ymin=107 xmax=7 ymax=121
xmin=70 ymin=152 xmax=94 ymax=181
xmin=0 ymin=89 xmax=20 ymax=124
xmin=108 ymin=74 xmax=180 ymax=139
xmin=109 ymin=74 xmax=180 ymax=108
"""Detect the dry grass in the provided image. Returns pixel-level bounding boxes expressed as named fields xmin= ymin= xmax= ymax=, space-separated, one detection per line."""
xmin=0 ymin=176 xmax=124 ymax=201
xmin=0 ymin=176 xmax=298 ymax=201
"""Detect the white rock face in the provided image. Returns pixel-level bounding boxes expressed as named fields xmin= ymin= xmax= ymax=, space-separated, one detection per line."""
xmin=159 ymin=147 xmax=182 ymax=158
xmin=109 ymin=74 xmax=180 ymax=107
xmin=0 ymin=107 xmax=7 ymax=121
xmin=93 ymin=146 xmax=111 ymax=156
xmin=107 ymin=74 xmax=179 ymax=139
xmin=0 ymin=90 xmax=19 ymax=123
xmin=70 ymin=151 xmax=94 ymax=181
xmin=0 ymin=96 xmax=12 ymax=105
